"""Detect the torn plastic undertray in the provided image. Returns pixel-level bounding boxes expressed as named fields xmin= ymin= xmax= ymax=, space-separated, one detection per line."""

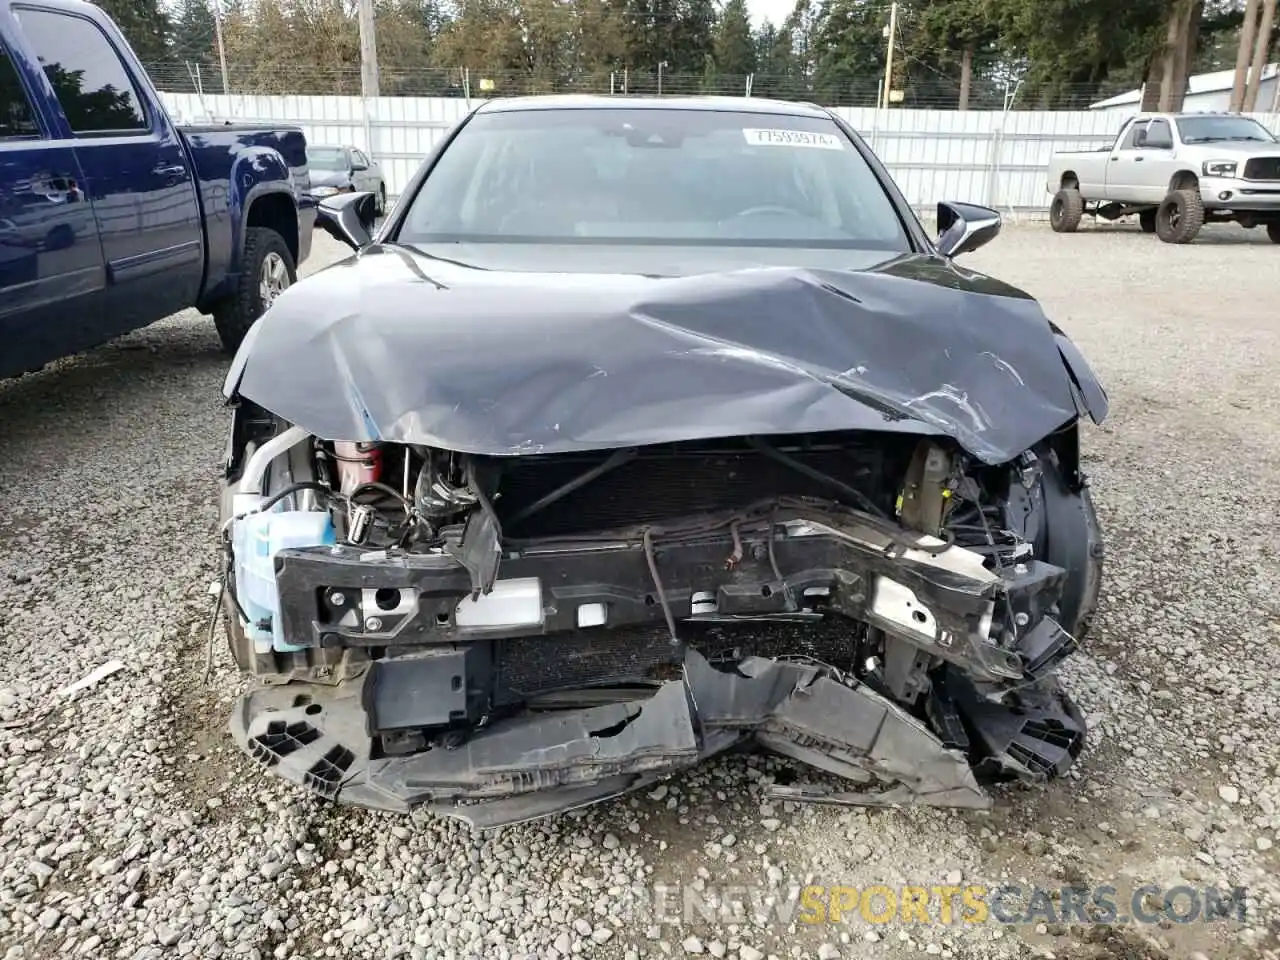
xmin=229 ymin=648 xmax=990 ymax=829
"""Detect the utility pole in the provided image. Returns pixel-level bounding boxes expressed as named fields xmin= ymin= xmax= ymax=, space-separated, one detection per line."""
xmin=881 ymin=1 xmax=898 ymax=109
xmin=1243 ymin=0 xmax=1277 ymax=112
xmin=213 ymin=2 xmax=229 ymax=95
xmin=358 ymin=0 xmax=380 ymax=98
xmin=1230 ymin=0 xmax=1261 ymax=111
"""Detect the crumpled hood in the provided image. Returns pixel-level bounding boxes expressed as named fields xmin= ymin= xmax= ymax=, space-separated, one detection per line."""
xmin=224 ymin=244 xmax=1107 ymax=465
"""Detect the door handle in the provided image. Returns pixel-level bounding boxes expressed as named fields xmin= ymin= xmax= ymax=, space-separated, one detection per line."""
xmin=1134 ymin=157 xmax=1144 ymax=162
xmin=153 ymin=163 xmax=187 ymax=185
xmin=1110 ymin=156 xmax=1119 ymax=161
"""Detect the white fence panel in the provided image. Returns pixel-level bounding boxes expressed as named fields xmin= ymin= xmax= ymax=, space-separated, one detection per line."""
xmin=160 ymin=92 xmax=471 ymax=197
xmin=158 ymin=92 xmax=1280 ymax=218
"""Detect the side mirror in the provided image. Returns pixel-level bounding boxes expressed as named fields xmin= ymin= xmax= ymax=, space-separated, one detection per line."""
xmin=351 ymin=160 xmax=369 ymax=171
xmin=316 ymin=191 xmax=377 ymax=251
xmin=935 ymin=201 xmax=1001 ymax=258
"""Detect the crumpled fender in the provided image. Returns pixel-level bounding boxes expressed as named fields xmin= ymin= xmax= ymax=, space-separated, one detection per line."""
xmin=1052 ymin=331 xmax=1109 ymax=425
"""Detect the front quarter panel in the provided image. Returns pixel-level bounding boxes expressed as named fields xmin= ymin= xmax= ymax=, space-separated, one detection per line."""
xmin=1052 ymin=331 xmax=1109 ymax=425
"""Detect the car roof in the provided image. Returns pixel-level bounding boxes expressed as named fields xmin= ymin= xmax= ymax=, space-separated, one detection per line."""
xmin=1131 ymin=111 xmax=1261 ymax=120
xmin=473 ymin=95 xmax=832 ymax=118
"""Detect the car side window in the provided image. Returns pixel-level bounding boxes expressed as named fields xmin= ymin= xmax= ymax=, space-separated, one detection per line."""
xmin=353 ymin=149 xmax=369 ymax=167
xmin=1120 ymin=121 xmax=1147 ymax=149
xmin=1143 ymin=119 xmax=1173 ymax=149
xmin=0 ymin=39 xmax=39 ymax=138
xmin=13 ymin=8 xmax=148 ymax=135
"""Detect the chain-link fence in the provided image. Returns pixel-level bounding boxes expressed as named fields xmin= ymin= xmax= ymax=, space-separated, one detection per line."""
xmin=145 ymin=60 xmax=1141 ymax=111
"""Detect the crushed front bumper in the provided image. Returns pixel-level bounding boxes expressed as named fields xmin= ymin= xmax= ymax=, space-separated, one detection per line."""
xmin=232 ymin=650 xmax=996 ymax=829
xmin=228 ymin=508 xmax=1085 ymax=828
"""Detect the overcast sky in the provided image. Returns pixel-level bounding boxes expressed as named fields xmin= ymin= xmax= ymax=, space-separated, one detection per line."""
xmin=747 ymin=0 xmax=796 ymax=28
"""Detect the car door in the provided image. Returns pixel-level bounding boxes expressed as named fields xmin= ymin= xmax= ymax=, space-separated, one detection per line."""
xmin=11 ymin=2 xmax=203 ymax=339
xmin=1104 ymin=119 xmax=1147 ymax=200
xmin=1134 ymin=118 xmax=1176 ymax=200
xmin=0 ymin=14 xmax=105 ymax=379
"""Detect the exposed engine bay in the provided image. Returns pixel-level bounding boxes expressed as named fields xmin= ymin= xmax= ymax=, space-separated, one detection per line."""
xmin=219 ymin=403 xmax=1102 ymax=829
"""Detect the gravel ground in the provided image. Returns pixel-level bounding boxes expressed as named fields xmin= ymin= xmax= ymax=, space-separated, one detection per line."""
xmin=1 ymin=220 xmax=1278 ymax=960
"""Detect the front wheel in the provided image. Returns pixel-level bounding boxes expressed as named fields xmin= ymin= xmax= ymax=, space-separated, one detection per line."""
xmin=376 ymin=184 xmax=387 ymax=217
xmin=214 ymin=226 xmax=297 ymax=354
xmin=1267 ymin=222 xmax=1280 ymax=244
xmin=1155 ymin=188 xmax=1204 ymax=244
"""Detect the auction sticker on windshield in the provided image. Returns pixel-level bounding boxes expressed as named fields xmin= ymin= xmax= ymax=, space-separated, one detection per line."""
xmin=743 ymin=128 xmax=845 ymax=150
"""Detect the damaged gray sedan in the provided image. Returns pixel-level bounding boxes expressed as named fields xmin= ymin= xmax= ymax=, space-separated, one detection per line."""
xmin=216 ymin=96 xmax=1107 ymax=829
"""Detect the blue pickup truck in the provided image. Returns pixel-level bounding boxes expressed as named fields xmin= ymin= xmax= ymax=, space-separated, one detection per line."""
xmin=0 ymin=0 xmax=315 ymax=380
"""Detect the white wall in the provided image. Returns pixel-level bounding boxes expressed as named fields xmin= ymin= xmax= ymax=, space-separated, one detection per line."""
xmin=159 ymin=92 xmax=1280 ymax=219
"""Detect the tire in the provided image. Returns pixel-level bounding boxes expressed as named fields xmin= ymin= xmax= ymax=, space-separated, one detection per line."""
xmin=1267 ymin=222 xmax=1280 ymax=244
xmin=213 ymin=226 xmax=297 ymax=354
xmin=375 ymin=184 xmax=387 ymax=217
xmin=1038 ymin=450 xmax=1104 ymax=643
xmin=1154 ymin=188 xmax=1204 ymax=244
xmin=1138 ymin=209 xmax=1156 ymax=234
xmin=1049 ymin=188 xmax=1084 ymax=233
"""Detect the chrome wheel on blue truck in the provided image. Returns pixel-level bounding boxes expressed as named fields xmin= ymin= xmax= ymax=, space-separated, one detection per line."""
xmin=259 ymin=251 xmax=291 ymax=308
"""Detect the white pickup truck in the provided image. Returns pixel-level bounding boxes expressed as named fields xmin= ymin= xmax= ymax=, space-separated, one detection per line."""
xmin=1044 ymin=112 xmax=1280 ymax=244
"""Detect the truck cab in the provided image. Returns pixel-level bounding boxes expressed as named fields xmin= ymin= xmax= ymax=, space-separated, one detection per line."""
xmin=1100 ymin=114 xmax=1181 ymax=203
xmin=0 ymin=0 xmax=315 ymax=379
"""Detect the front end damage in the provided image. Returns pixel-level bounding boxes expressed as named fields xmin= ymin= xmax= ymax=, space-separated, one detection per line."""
xmin=219 ymin=415 xmax=1101 ymax=829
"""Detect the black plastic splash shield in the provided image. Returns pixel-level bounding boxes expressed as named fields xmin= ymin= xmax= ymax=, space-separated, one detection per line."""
xmin=224 ymin=246 xmax=1107 ymax=465
xmin=228 ymin=648 xmax=990 ymax=829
